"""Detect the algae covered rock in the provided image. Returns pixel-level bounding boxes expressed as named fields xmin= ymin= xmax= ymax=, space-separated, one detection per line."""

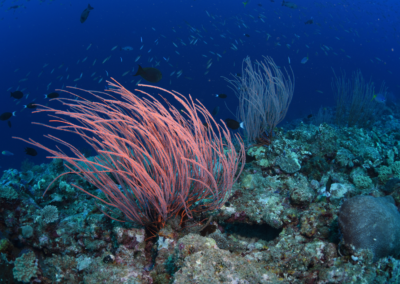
xmin=329 ymin=183 xmax=355 ymax=203
xmin=173 ymin=248 xmax=272 ymax=283
xmin=13 ymin=251 xmax=39 ymax=283
xmin=276 ymin=153 xmax=301 ymax=173
xmin=338 ymin=195 xmax=400 ymax=262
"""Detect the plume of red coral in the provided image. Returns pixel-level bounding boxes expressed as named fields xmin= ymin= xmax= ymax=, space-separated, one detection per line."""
xmin=14 ymin=80 xmax=245 ymax=228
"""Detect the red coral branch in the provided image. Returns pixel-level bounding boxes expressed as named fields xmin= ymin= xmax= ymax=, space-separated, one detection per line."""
xmin=13 ymin=79 xmax=245 ymax=229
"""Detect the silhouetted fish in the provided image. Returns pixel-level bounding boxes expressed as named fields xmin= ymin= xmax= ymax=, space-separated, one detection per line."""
xmin=45 ymin=92 xmax=59 ymax=99
xmin=134 ymin=65 xmax=162 ymax=83
xmin=11 ymin=91 xmax=23 ymax=99
xmin=225 ymin=119 xmax=240 ymax=130
xmin=24 ymin=103 xmax=37 ymax=109
xmin=0 ymin=112 xmax=15 ymax=121
xmin=80 ymin=4 xmax=94 ymax=23
xmin=25 ymin=147 xmax=38 ymax=156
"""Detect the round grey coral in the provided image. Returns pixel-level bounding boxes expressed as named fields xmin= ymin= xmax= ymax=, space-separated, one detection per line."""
xmin=13 ymin=251 xmax=39 ymax=282
xmin=41 ymin=205 xmax=59 ymax=223
xmin=276 ymin=155 xmax=301 ymax=173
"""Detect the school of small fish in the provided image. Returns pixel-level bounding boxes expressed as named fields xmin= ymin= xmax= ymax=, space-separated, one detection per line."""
xmin=1 ymin=1 xmax=398 ymax=156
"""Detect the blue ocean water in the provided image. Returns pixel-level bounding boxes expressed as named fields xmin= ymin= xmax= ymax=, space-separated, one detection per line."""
xmin=0 ymin=0 xmax=399 ymax=169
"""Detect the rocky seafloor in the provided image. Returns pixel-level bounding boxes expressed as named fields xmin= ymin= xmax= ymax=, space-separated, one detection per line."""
xmin=2 ymin=108 xmax=400 ymax=283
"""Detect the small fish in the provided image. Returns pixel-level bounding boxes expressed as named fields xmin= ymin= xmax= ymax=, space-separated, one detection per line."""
xmin=371 ymin=93 xmax=386 ymax=103
xmin=214 ymin=94 xmax=227 ymax=99
xmin=120 ymin=57 xmax=123 ymax=62
xmin=25 ymin=147 xmax=37 ymax=156
xmin=80 ymin=4 xmax=94 ymax=23
xmin=2 ymin=151 xmax=14 ymax=156
xmin=87 ymin=43 xmax=92 ymax=50
xmin=211 ymin=106 xmax=220 ymax=116
xmin=141 ymin=37 xmax=143 ymax=42
xmin=282 ymin=0 xmax=297 ymax=9
xmin=301 ymin=56 xmax=309 ymax=64
xmin=288 ymin=57 xmax=291 ymax=64
xmin=121 ymin=46 xmax=133 ymax=51
xmin=105 ymin=70 xmax=109 ymax=76
xmin=45 ymin=92 xmax=59 ymax=99
xmin=8 ymin=5 xmax=20 ymax=10
xmin=305 ymin=19 xmax=313 ymax=25
xmin=80 ymin=73 xmax=83 ymax=78
xmin=0 ymin=112 xmax=16 ymax=121
xmin=111 ymin=45 xmax=118 ymax=51
xmin=244 ymin=34 xmax=250 ymax=37
xmin=10 ymin=91 xmax=23 ymax=99
xmin=316 ymin=90 xmax=323 ymax=93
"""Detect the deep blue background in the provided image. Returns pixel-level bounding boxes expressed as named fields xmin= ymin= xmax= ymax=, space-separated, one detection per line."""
xmin=0 ymin=0 xmax=399 ymax=169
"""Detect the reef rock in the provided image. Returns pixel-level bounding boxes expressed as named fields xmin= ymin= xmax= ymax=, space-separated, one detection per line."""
xmin=338 ymin=195 xmax=400 ymax=262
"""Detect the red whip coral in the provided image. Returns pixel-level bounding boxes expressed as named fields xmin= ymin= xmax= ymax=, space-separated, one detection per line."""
xmin=14 ymin=80 xmax=245 ymax=229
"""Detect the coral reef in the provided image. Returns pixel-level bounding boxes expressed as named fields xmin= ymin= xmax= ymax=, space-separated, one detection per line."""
xmin=2 ymin=110 xmax=400 ymax=283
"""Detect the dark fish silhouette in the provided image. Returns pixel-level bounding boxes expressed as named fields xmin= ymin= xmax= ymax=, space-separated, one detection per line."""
xmin=244 ymin=34 xmax=250 ymax=37
xmin=45 ymin=92 xmax=59 ymax=99
xmin=246 ymin=153 xmax=256 ymax=163
xmin=225 ymin=119 xmax=240 ymax=130
xmin=11 ymin=91 xmax=23 ymax=99
xmin=134 ymin=65 xmax=162 ymax=83
xmin=80 ymin=4 xmax=94 ymax=23
xmin=0 ymin=112 xmax=15 ymax=121
xmin=214 ymin=94 xmax=227 ymax=99
xmin=25 ymin=147 xmax=38 ymax=156
xmin=305 ymin=19 xmax=313 ymax=25
xmin=24 ymin=103 xmax=37 ymax=109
